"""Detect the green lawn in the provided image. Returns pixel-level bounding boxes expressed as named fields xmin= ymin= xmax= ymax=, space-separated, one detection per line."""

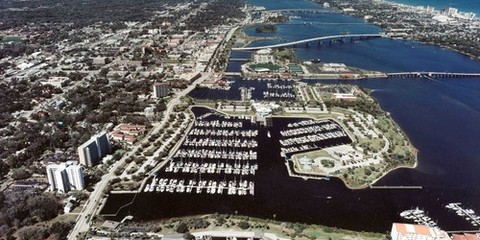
xmin=1 ymin=36 xmax=23 ymax=43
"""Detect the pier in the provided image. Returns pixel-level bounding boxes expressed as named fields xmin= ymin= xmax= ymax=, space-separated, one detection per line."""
xmin=400 ymin=208 xmax=437 ymax=227
xmin=369 ymin=185 xmax=423 ymax=189
xmin=263 ymin=82 xmax=296 ymax=100
xmin=229 ymin=58 xmax=250 ymax=62
xmin=280 ymin=119 xmax=351 ymax=156
xmin=446 ymin=203 xmax=480 ymax=227
xmin=387 ymin=72 xmax=480 ymax=78
xmin=225 ymin=72 xmax=242 ymax=76
xmin=446 ymin=230 xmax=480 ymax=234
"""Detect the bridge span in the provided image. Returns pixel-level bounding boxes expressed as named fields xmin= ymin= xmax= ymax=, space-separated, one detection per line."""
xmin=261 ymin=8 xmax=338 ymax=14
xmin=387 ymin=72 xmax=480 ymax=78
xmin=232 ymin=33 xmax=383 ymax=51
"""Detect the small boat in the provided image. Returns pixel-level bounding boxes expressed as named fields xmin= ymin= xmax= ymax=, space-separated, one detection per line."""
xmin=267 ymin=131 xmax=271 ymax=138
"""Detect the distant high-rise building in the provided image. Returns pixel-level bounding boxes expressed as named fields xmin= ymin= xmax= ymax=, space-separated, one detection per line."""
xmin=465 ymin=12 xmax=476 ymax=20
xmin=46 ymin=161 xmax=85 ymax=193
xmin=78 ymin=132 xmax=111 ymax=167
xmin=447 ymin=7 xmax=458 ymax=17
xmin=153 ymin=82 xmax=170 ymax=98
xmin=426 ymin=6 xmax=435 ymax=14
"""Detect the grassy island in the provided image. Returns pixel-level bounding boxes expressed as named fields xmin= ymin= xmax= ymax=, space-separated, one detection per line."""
xmin=255 ymin=24 xmax=277 ymax=33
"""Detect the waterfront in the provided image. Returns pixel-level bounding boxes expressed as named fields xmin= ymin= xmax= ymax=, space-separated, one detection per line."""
xmin=101 ymin=0 xmax=480 ymax=233
xmin=391 ymin=0 xmax=480 ymax=15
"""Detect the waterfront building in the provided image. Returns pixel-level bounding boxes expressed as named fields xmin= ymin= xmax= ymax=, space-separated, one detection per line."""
xmin=46 ymin=161 xmax=85 ymax=193
xmin=78 ymin=132 xmax=111 ymax=167
xmin=391 ymin=223 xmax=450 ymax=240
xmin=452 ymin=233 xmax=480 ymax=240
xmin=153 ymin=82 xmax=170 ymax=98
xmin=253 ymin=48 xmax=274 ymax=64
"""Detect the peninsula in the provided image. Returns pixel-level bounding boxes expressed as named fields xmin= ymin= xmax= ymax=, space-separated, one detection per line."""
xmin=317 ymin=0 xmax=480 ymax=59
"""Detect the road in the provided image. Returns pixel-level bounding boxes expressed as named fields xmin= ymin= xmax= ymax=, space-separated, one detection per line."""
xmin=68 ymin=9 xmax=247 ymax=235
xmin=67 ymin=72 xmax=211 ymax=239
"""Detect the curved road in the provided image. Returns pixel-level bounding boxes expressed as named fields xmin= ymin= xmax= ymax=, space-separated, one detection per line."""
xmin=67 ymin=72 xmax=211 ymax=239
xmin=68 ymin=17 xmax=245 ymax=240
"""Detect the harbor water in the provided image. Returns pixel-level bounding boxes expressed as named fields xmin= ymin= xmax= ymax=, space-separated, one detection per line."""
xmin=101 ymin=0 xmax=480 ymax=233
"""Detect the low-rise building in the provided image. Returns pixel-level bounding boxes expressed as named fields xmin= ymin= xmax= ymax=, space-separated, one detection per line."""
xmin=253 ymin=48 xmax=274 ymax=64
xmin=111 ymin=123 xmax=147 ymax=145
xmin=452 ymin=233 xmax=480 ymax=240
xmin=391 ymin=223 xmax=450 ymax=240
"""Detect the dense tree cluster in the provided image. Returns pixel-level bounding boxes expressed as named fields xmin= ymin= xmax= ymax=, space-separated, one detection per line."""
xmin=0 ymin=74 xmax=155 ymax=175
xmin=0 ymin=80 xmax=63 ymax=127
xmin=175 ymin=218 xmax=211 ymax=233
xmin=255 ymin=24 xmax=277 ymax=33
xmin=183 ymin=0 xmax=246 ymax=31
xmin=0 ymin=191 xmax=62 ymax=238
xmin=0 ymin=0 xmax=192 ymax=30
xmin=324 ymin=95 xmax=383 ymax=117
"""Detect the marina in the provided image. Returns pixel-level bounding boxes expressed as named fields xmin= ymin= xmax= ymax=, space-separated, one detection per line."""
xmin=280 ymin=119 xmax=351 ymax=156
xmin=262 ymin=82 xmax=296 ymax=100
xmin=189 ymin=78 xmax=298 ymax=101
xmin=400 ymin=207 xmax=437 ymax=228
xmin=446 ymin=203 xmax=480 ymax=227
xmin=144 ymin=177 xmax=254 ymax=196
xmin=145 ymin=107 xmax=259 ymax=196
xmin=102 ymin=0 xmax=480 ymax=231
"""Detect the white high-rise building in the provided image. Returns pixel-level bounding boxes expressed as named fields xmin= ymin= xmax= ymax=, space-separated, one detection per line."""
xmin=46 ymin=161 xmax=85 ymax=193
xmin=78 ymin=132 xmax=111 ymax=167
xmin=426 ymin=6 xmax=435 ymax=14
xmin=447 ymin=7 xmax=458 ymax=17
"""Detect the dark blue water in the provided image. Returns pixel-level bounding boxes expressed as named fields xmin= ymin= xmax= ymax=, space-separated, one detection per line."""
xmin=101 ymin=0 xmax=480 ymax=233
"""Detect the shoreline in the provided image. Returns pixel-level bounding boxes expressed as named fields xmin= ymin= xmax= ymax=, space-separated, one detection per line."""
xmin=381 ymin=0 xmax=480 ymax=21
xmin=282 ymin=101 xmax=418 ymax=190
xmin=290 ymin=153 xmax=417 ymax=190
xmin=310 ymin=0 xmax=480 ymax=59
xmin=122 ymin=213 xmax=385 ymax=238
xmin=184 ymin=104 xmax=419 ymax=188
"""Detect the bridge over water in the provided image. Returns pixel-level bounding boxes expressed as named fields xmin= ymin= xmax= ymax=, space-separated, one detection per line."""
xmin=387 ymin=72 xmax=480 ymax=78
xmin=232 ymin=34 xmax=383 ymax=51
xmin=261 ymin=8 xmax=339 ymax=14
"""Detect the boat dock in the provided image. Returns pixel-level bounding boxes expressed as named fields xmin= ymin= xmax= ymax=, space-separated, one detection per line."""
xmin=369 ymin=185 xmax=423 ymax=189
xmin=145 ymin=110 xmax=259 ymax=196
xmin=262 ymin=82 xmax=296 ymax=100
xmin=280 ymin=119 xmax=351 ymax=155
xmin=400 ymin=207 xmax=437 ymax=227
xmin=446 ymin=203 xmax=480 ymax=227
xmin=144 ymin=178 xmax=254 ymax=196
